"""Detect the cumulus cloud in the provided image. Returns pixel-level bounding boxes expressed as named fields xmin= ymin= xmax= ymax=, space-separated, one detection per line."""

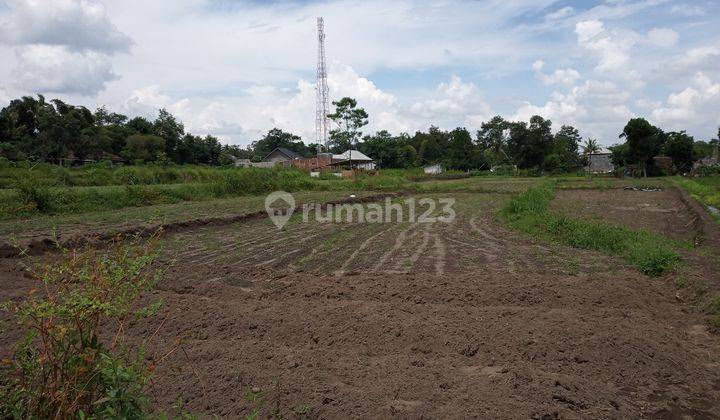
xmin=13 ymin=45 xmax=118 ymax=95
xmin=0 ymin=0 xmax=132 ymax=53
xmin=575 ymin=20 xmax=638 ymax=72
xmin=512 ymin=79 xmax=636 ymax=140
xmin=646 ymin=28 xmax=679 ymax=48
xmin=410 ymin=75 xmax=493 ymax=129
xmin=0 ymin=0 xmax=131 ymax=96
xmin=532 ymin=61 xmax=581 ymax=86
xmin=0 ymin=0 xmax=717 ymax=145
xmin=651 ymin=73 xmax=720 ymax=133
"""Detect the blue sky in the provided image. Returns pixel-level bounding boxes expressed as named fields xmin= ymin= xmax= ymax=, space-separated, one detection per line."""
xmin=0 ymin=0 xmax=719 ymax=146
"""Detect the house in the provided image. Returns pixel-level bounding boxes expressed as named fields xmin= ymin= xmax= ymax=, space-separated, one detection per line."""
xmin=424 ymin=163 xmax=443 ymax=175
xmin=262 ymin=147 xmax=302 ymax=167
xmin=228 ymin=157 xmax=275 ymax=168
xmin=693 ymin=144 xmax=719 ymax=172
xmin=291 ymin=150 xmax=376 ymax=172
xmin=586 ymin=152 xmax=614 ymax=174
xmin=332 ymin=150 xmax=375 ymax=170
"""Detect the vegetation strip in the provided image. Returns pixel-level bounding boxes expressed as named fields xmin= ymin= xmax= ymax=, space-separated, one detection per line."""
xmin=500 ymin=183 xmax=681 ymax=277
xmin=671 ymin=177 xmax=720 ymax=221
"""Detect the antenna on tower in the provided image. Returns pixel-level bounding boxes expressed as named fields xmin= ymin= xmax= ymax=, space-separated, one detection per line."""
xmin=315 ymin=17 xmax=330 ymax=153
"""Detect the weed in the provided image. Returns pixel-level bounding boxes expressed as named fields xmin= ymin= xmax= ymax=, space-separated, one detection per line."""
xmin=0 ymin=236 xmax=164 ymax=418
xmin=706 ymin=294 xmax=720 ymax=315
xmin=14 ymin=177 xmax=54 ymax=213
xmin=709 ymin=315 xmax=720 ymax=333
xmin=674 ymin=276 xmax=689 ymax=288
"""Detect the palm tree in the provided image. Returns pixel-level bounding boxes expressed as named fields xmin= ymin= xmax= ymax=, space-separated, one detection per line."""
xmin=582 ymin=138 xmax=601 ymax=155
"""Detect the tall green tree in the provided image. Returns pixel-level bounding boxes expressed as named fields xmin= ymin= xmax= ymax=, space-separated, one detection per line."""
xmin=546 ymin=125 xmax=581 ymax=172
xmin=620 ymin=118 xmax=665 ymax=177
xmin=507 ymin=116 xmax=553 ymax=169
xmin=327 ymin=97 xmax=368 ymax=153
xmin=445 ymin=128 xmax=484 ymax=170
xmin=153 ymin=109 xmax=184 ymax=160
xmin=477 ymin=116 xmax=510 ymax=167
xmin=662 ymin=131 xmax=695 ymax=173
xmin=250 ymin=128 xmax=309 ymax=161
xmin=361 ymin=130 xmax=404 ymax=168
xmin=122 ymin=134 xmax=165 ymax=162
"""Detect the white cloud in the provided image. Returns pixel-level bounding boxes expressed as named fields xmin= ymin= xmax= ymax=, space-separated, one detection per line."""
xmin=512 ymin=79 xmax=637 ymax=142
xmin=575 ymin=20 xmax=637 ymax=72
xmin=545 ymin=6 xmax=574 ymax=21
xmin=646 ymin=28 xmax=679 ymax=48
xmin=0 ymin=0 xmax=131 ymax=96
xmin=0 ymin=0 xmax=717 ymax=145
xmin=13 ymin=45 xmax=118 ymax=95
xmin=0 ymin=0 xmax=133 ymax=53
xmin=532 ymin=60 xmax=545 ymax=71
xmin=651 ymin=73 xmax=720 ymax=134
xmin=410 ymin=75 xmax=493 ymax=129
xmin=533 ymin=61 xmax=581 ymax=86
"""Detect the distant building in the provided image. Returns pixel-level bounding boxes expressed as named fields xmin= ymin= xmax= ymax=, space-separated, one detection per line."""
xmin=693 ymin=144 xmax=719 ymax=172
xmin=262 ymin=147 xmax=302 ymax=166
xmin=424 ymin=163 xmax=443 ymax=175
xmin=229 ymin=157 xmax=274 ymax=168
xmin=653 ymin=156 xmax=673 ymax=174
xmin=292 ymin=150 xmax=375 ymax=171
xmin=332 ymin=150 xmax=375 ymax=170
xmin=586 ymin=153 xmax=614 ymax=174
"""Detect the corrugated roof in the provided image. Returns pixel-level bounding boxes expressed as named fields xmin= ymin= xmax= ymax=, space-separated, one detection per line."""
xmin=332 ymin=150 xmax=373 ymax=161
xmin=264 ymin=147 xmax=302 ymax=160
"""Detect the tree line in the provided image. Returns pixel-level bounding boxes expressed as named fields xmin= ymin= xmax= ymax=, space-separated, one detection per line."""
xmin=1 ymin=95 xmax=717 ymax=174
xmin=0 ymin=95 xmax=246 ymax=165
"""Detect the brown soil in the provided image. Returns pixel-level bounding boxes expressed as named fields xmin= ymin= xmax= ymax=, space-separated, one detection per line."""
xmin=550 ymin=188 xmax=701 ymax=243
xmin=1 ymin=191 xmax=720 ymax=419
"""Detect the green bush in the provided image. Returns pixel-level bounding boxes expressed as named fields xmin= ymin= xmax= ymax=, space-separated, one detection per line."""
xmin=14 ymin=177 xmax=54 ymax=213
xmin=0 ymin=238 xmax=163 ymax=418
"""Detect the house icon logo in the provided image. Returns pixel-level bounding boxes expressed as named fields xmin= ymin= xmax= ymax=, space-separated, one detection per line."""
xmin=265 ymin=191 xmax=296 ymax=229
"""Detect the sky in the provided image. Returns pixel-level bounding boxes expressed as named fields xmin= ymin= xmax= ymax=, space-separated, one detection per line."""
xmin=0 ymin=0 xmax=719 ymax=147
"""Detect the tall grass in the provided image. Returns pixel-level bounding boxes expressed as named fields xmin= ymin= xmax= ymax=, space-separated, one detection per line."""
xmin=673 ymin=176 xmax=720 ymax=218
xmin=1 ymin=168 xmax=422 ymax=219
xmin=501 ymin=183 xmax=681 ymax=277
xmin=0 ymin=161 xmax=240 ymax=188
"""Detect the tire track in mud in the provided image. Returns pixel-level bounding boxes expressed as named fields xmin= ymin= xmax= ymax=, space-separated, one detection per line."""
xmin=393 ymin=225 xmax=432 ymax=274
xmin=334 ymin=223 xmax=396 ymax=277
xmin=1 ymin=192 xmax=407 ymax=258
xmin=169 ymin=220 xmax=337 ymax=269
xmin=433 ymin=233 xmax=446 ymax=276
xmin=372 ymin=223 xmax=421 ymax=273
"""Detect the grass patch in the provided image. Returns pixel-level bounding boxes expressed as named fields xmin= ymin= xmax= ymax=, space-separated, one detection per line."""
xmin=707 ymin=294 xmax=720 ymax=333
xmin=501 ymin=183 xmax=681 ymax=277
xmin=672 ymin=176 xmax=720 ymax=222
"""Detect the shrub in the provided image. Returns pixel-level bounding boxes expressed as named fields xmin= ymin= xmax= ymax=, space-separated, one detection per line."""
xmin=0 ymin=237 xmax=164 ymax=418
xmin=14 ymin=177 xmax=54 ymax=213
